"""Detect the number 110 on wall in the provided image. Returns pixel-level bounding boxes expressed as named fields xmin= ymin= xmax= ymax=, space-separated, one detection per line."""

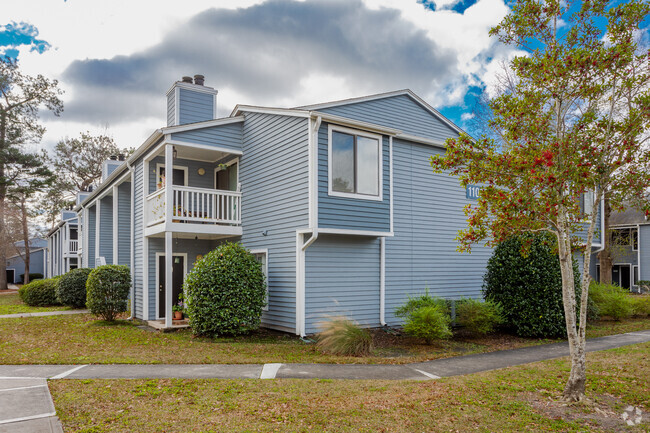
xmin=466 ymin=185 xmax=481 ymax=200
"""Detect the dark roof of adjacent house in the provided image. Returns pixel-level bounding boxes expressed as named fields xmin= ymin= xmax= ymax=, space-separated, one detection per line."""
xmin=610 ymin=206 xmax=647 ymax=226
xmin=13 ymin=238 xmax=48 ymax=249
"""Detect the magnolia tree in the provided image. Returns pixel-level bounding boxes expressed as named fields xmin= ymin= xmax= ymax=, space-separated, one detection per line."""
xmin=431 ymin=0 xmax=650 ymax=401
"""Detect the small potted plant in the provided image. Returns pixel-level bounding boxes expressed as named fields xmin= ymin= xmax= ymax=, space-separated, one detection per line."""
xmin=172 ymin=293 xmax=185 ymax=320
xmin=157 ymin=174 xmax=165 ymax=190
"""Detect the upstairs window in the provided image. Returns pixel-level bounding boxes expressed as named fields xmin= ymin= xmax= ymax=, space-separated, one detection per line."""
xmin=328 ymin=125 xmax=382 ymax=201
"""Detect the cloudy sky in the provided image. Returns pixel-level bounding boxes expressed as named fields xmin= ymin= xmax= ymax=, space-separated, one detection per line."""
xmin=2 ymin=0 xmax=516 ymax=152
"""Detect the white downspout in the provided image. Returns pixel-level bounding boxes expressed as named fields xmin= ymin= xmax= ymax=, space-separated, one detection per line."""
xmin=127 ymin=160 xmax=135 ymax=319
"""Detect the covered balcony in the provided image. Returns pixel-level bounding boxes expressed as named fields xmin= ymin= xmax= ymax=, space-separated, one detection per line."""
xmin=142 ymin=140 xmax=242 ymax=239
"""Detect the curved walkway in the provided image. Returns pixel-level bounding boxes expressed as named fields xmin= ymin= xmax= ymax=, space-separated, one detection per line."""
xmin=1 ymin=329 xmax=648 ymax=432
xmin=0 ymin=309 xmax=89 ymax=319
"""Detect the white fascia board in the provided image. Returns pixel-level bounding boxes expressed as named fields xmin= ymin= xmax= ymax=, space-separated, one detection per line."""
xmin=165 ymin=139 xmax=243 ymax=156
xmin=161 ymin=116 xmax=245 ymax=135
xmin=231 ymin=105 xmax=311 ymax=118
xmin=313 ymin=111 xmax=401 ymax=136
xmin=309 ymin=228 xmax=394 ymax=237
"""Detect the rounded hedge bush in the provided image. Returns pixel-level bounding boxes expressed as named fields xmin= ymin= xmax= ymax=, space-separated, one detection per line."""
xmin=183 ymin=242 xmax=266 ymax=336
xmin=86 ymin=265 xmax=131 ymax=321
xmin=483 ymin=232 xmax=581 ymax=338
xmin=18 ymin=277 xmax=61 ymax=306
xmin=56 ymin=268 xmax=93 ymax=308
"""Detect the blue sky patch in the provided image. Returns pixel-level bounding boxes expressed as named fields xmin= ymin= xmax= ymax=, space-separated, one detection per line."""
xmin=0 ymin=21 xmax=51 ymax=60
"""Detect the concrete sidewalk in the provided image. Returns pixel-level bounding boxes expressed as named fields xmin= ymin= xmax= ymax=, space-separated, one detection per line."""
xmin=0 ymin=309 xmax=89 ymax=319
xmin=0 ymin=329 xmax=648 ymax=381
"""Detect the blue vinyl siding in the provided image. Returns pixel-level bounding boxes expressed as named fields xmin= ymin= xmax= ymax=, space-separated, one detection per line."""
xmin=99 ymin=196 xmax=113 ymax=264
xmin=318 ymin=122 xmax=390 ymax=232
xmin=117 ymin=182 xmax=131 ymax=266
xmin=640 ymin=225 xmax=650 ymax=281
xmin=384 ymin=138 xmax=493 ymax=325
xmin=167 ymin=91 xmax=175 ymax=126
xmin=317 ymin=94 xmax=459 ymax=142
xmin=133 ymin=159 xmax=144 ymax=319
xmin=304 ymin=235 xmax=380 ymax=334
xmin=178 ymin=88 xmax=214 ymax=124
xmin=87 ymin=205 xmax=96 ymax=269
xmin=170 ymin=121 xmax=243 ymax=152
xmin=240 ymin=111 xmax=309 ymax=333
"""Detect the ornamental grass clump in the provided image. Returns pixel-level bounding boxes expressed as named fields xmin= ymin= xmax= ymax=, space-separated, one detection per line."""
xmin=402 ymin=305 xmax=452 ymax=344
xmin=183 ymin=242 xmax=266 ymax=337
xmin=18 ymin=277 xmax=61 ymax=306
xmin=56 ymin=268 xmax=93 ymax=308
xmin=86 ymin=265 xmax=131 ymax=322
xmin=316 ymin=316 xmax=373 ymax=356
xmin=456 ymin=298 xmax=505 ymax=335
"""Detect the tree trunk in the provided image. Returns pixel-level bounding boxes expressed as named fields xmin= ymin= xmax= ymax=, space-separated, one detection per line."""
xmin=598 ymin=195 xmax=612 ymax=284
xmin=20 ymin=198 xmax=30 ymax=285
xmin=0 ymin=111 xmax=7 ymax=290
xmin=556 ymin=213 xmax=587 ymax=401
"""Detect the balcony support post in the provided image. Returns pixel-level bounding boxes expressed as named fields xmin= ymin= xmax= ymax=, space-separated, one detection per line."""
xmin=164 ymin=143 xmax=174 ymax=328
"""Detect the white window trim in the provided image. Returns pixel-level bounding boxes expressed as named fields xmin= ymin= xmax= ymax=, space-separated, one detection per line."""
xmin=327 ymin=124 xmax=383 ymax=202
xmin=155 ymin=163 xmax=188 ymax=190
xmin=250 ymin=248 xmax=269 ymax=311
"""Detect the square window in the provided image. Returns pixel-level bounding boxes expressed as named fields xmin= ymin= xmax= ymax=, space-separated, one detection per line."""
xmin=328 ymin=125 xmax=382 ymax=200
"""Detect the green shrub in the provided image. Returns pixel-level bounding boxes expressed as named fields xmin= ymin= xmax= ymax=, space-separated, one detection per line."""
xmin=589 ymin=282 xmax=634 ymax=320
xmin=317 ymin=317 xmax=373 ymax=356
xmin=86 ymin=265 xmax=131 ymax=321
xmin=183 ymin=242 xmax=266 ymax=336
xmin=403 ymin=305 xmax=452 ymax=343
xmin=20 ymin=273 xmax=43 ymax=283
xmin=631 ymin=295 xmax=650 ymax=317
xmin=456 ymin=298 xmax=504 ymax=335
xmin=395 ymin=290 xmax=448 ymax=319
xmin=18 ymin=278 xmax=61 ymax=306
xmin=637 ymin=280 xmax=650 ymax=294
xmin=56 ymin=268 xmax=93 ymax=308
xmin=483 ymin=232 xmax=582 ymax=338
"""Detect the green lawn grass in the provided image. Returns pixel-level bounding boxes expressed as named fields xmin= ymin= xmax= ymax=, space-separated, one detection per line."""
xmin=0 ymin=293 xmax=71 ymax=315
xmin=1 ymin=312 xmax=648 ymax=365
xmin=49 ymin=342 xmax=650 ymax=432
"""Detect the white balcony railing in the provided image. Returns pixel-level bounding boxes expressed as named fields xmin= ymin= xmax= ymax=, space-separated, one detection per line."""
xmin=146 ymin=186 xmax=241 ymax=227
xmin=68 ymin=240 xmax=78 ymax=253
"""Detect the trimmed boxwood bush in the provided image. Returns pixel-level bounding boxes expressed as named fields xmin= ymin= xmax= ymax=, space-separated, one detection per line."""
xmin=56 ymin=268 xmax=93 ymax=308
xmin=18 ymin=277 xmax=61 ymax=306
xmin=183 ymin=242 xmax=266 ymax=336
xmin=483 ymin=232 xmax=581 ymax=338
xmin=86 ymin=265 xmax=131 ymax=321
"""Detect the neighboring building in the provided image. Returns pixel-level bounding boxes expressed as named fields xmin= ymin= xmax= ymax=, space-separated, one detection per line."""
xmin=590 ymin=206 xmax=649 ymax=292
xmin=6 ymin=238 xmax=48 ymax=284
xmin=47 ymin=75 xmax=602 ymax=334
xmin=47 ymin=206 xmax=82 ymax=278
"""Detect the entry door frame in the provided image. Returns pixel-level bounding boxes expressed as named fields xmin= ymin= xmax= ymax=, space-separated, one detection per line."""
xmin=155 ymin=252 xmax=188 ymax=320
xmin=612 ymin=263 xmax=633 ymax=290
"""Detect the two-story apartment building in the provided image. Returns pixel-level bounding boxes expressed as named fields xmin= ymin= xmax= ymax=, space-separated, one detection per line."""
xmin=590 ymin=206 xmax=650 ymax=292
xmin=47 ymin=75 xmax=605 ymax=334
